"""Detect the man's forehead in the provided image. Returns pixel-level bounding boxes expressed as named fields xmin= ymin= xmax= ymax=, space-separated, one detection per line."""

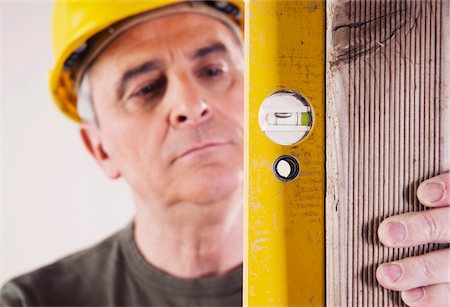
xmin=103 ymin=13 xmax=238 ymax=58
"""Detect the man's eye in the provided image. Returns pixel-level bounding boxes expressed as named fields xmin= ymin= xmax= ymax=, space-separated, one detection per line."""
xmin=132 ymin=77 xmax=166 ymax=98
xmin=202 ymin=66 xmax=224 ymax=78
xmin=137 ymin=84 xmax=155 ymax=96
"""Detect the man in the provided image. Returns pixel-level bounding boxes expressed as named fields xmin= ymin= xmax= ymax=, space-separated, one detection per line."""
xmin=0 ymin=1 xmax=449 ymax=306
xmin=2 ymin=1 xmax=244 ymax=306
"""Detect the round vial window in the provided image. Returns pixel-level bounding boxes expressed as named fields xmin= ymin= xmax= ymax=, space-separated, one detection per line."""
xmin=258 ymin=90 xmax=314 ymax=146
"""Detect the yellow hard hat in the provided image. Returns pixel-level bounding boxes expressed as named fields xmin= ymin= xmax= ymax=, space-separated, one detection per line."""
xmin=50 ymin=0 xmax=244 ymax=122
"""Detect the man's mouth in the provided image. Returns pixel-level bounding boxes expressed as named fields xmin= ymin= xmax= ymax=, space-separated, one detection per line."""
xmin=174 ymin=142 xmax=226 ymax=162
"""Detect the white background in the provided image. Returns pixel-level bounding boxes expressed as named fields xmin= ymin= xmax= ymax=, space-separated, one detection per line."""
xmin=0 ymin=1 xmax=134 ymax=285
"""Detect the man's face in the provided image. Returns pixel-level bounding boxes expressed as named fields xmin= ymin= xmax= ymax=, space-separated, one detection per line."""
xmin=86 ymin=13 xmax=244 ymax=206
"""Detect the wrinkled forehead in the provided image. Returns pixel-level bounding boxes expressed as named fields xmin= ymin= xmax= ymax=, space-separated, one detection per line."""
xmin=100 ymin=13 xmax=242 ymax=61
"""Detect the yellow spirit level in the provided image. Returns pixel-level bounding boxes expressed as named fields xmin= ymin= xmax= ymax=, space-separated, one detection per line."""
xmin=245 ymin=1 xmax=326 ymax=306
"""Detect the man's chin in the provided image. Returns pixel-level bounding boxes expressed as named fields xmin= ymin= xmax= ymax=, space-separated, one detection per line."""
xmin=175 ymin=172 xmax=242 ymax=205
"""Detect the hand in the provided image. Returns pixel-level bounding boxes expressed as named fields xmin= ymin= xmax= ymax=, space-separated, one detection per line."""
xmin=376 ymin=173 xmax=450 ymax=307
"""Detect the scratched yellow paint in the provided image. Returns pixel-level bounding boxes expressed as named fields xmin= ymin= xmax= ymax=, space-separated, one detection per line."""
xmin=244 ymin=1 xmax=325 ymax=306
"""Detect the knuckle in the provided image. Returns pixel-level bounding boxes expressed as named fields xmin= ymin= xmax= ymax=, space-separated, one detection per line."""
xmin=418 ymin=256 xmax=435 ymax=281
xmin=420 ymin=212 xmax=440 ymax=241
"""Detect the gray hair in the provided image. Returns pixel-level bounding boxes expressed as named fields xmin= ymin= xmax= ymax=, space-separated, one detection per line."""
xmin=77 ymin=76 xmax=98 ymax=125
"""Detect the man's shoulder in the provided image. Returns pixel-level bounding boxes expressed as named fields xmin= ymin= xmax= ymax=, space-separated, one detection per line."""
xmin=15 ymin=226 xmax=125 ymax=280
xmin=1 ymin=225 xmax=130 ymax=306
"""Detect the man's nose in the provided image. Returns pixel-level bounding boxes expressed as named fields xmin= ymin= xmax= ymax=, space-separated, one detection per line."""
xmin=168 ymin=77 xmax=211 ymax=127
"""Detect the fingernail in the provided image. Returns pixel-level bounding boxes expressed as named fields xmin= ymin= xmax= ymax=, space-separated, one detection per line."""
xmin=419 ymin=182 xmax=445 ymax=204
xmin=380 ymin=264 xmax=402 ymax=282
xmin=384 ymin=222 xmax=406 ymax=243
xmin=403 ymin=287 xmax=424 ymax=302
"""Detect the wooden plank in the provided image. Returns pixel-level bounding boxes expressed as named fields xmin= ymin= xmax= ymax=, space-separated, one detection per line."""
xmin=326 ymin=0 xmax=450 ymax=306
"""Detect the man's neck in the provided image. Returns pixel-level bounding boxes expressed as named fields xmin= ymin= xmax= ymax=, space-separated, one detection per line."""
xmin=133 ymin=191 xmax=243 ymax=279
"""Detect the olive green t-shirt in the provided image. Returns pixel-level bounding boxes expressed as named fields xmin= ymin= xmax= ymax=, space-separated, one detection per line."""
xmin=0 ymin=223 xmax=243 ymax=306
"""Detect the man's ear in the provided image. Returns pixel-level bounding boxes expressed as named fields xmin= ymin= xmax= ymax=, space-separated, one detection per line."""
xmin=79 ymin=123 xmax=121 ymax=179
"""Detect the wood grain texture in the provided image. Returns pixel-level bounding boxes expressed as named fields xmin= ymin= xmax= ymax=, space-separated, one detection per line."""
xmin=326 ymin=1 xmax=450 ymax=306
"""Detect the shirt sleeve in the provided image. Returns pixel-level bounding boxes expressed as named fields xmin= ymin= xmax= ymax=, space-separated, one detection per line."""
xmin=0 ymin=282 xmax=27 ymax=307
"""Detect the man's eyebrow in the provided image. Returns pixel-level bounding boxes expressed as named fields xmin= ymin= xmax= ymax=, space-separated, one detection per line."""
xmin=192 ymin=42 xmax=227 ymax=59
xmin=117 ymin=61 xmax=159 ymax=99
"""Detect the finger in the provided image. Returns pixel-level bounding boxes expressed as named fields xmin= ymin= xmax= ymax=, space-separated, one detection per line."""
xmin=417 ymin=173 xmax=450 ymax=208
xmin=378 ymin=207 xmax=450 ymax=247
xmin=376 ymin=248 xmax=450 ymax=291
xmin=401 ymin=284 xmax=450 ymax=307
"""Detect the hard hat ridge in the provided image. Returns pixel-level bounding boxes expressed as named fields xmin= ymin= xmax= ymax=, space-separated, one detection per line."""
xmin=203 ymin=1 xmax=242 ymax=19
